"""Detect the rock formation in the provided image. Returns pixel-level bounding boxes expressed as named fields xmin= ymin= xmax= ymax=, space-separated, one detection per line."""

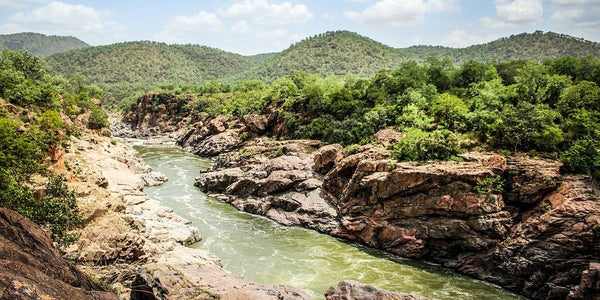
xmin=0 ymin=208 xmax=118 ymax=300
xmin=325 ymin=280 xmax=428 ymax=300
xmin=121 ymin=94 xmax=600 ymax=300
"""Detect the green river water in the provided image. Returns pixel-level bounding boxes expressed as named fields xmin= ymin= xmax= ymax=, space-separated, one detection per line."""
xmin=135 ymin=144 xmax=524 ymax=300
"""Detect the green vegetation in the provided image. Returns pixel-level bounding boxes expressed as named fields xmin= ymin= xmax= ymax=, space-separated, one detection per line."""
xmin=47 ymin=41 xmax=261 ymax=105
xmin=88 ymin=107 xmax=110 ymax=130
xmin=391 ymin=128 xmax=461 ymax=161
xmin=0 ymin=49 xmax=102 ymax=245
xmin=164 ymin=54 xmax=600 ymax=179
xmin=474 ymin=175 xmax=505 ymax=194
xmin=40 ymin=30 xmax=600 ymax=109
xmin=0 ymin=32 xmax=89 ymax=57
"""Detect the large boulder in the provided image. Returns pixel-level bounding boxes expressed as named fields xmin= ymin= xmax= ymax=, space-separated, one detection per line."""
xmin=0 ymin=208 xmax=118 ymax=300
xmin=325 ymin=280 xmax=428 ymax=300
xmin=314 ymin=144 xmax=344 ymax=174
xmin=243 ymin=114 xmax=269 ymax=133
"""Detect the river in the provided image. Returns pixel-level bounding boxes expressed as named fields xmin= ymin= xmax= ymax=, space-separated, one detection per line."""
xmin=135 ymin=144 xmax=524 ymax=300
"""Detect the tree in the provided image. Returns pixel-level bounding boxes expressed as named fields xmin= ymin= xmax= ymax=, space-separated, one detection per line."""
xmin=88 ymin=108 xmax=109 ymax=130
xmin=557 ymin=81 xmax=600 ymax=116
xmin=454 ymin=60 xmax=488 ymax=88
xmin=431 ymin=93 xmax=468 ymax=131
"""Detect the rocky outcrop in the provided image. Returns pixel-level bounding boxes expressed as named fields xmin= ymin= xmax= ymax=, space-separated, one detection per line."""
xmin=196 ymin=138 xmax=343 ymax=235
xmin=123 ymin=93 xmax=191 ymax=134
xmin=569 ymin=262 xmax=600 ymax=300
xmin=68 ymin=128 xmax=308 ymax=299
xmin=325 ymin=280 xmax=428 ymax=300
xmin=190 ymin=120 xmax=599 ymax=299
xmin=0 ymin=208 xmax=117 ymax=300
xmin=121 ymin=96 xmax=600 ymax=300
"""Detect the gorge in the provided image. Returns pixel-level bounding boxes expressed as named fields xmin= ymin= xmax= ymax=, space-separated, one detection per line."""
xmin=114 ymin=92 xmax=600 ymax=299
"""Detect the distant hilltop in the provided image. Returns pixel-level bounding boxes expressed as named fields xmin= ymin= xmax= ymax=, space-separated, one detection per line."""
xmin=3 ymin=30 xmax=599 ymax=101
xmin=0 ymin=32 xmax=89 ymax=57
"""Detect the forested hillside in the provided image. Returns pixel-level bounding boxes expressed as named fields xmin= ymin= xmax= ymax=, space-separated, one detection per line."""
xmin=403 ymin=31 xmax=600 ymax=64
xmin=231 ymin=31 xmax=403 ymax=82
xmin=42 ymin=30 xmax=600 ymax=106
xmin=47 ymin=41 xmax=260 ymax=102
xmin=0 ymin=32 xmax=89 ymax=57
xmin=0 ymin=49 xmax=109 ymax=245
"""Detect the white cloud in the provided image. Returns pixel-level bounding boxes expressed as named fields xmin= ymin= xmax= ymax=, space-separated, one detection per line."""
xmin=163 ymin=11 xmax=224 ymax=33
xmin=481 ymin=0 xmax=543 ymax=29
xmin=548 ymin=0 xmax=600 ymax=32
xmin=231 ymin=20 xmax=250 ymax=35
xmin=255 ymin=28 xmax=287 ymax=38
xmin=323 ymin=13 xmax=338 ymax=22
xmin=0 ymin=1 xmax=125 ymax=44
xmin=154 ymin=11 xmax=224 ymax=43
xmin=343 ymin=0 xmax=459 ymax=27
xmin=222 ymin=0 xmax=313 ymax=25
xmin=442 ymin=30 xmax=497 ymax=48
xmin=0 ymin=0 xmax=48 ymax=10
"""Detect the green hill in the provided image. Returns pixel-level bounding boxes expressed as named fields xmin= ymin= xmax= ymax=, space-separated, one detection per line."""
xmin=47 ymin=41 xmax=260 ymax=101
xmin=229 ymin=31 xmax=404 ymax=82
xmin=43 ymin=30 xmax=600 ymax=104
xmin=402 ymin=31 xmax=600 ymax=64
xmin=0 ymin=32 xmax=89 ymax=57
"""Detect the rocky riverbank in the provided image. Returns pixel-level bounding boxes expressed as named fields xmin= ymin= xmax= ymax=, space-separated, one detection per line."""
xmin=118 ymin=93 xmax=600 ymax=299
xmin=60 ymin=125 xmax=311 ymax=299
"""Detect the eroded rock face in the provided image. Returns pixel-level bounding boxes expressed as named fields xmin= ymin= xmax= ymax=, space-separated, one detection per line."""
xmin=196 ymin=139 xmax=343 ymax=234
xmin=325 ymin=280 xmax=428 ymax=300
xmin=0 ymin=208 xmax=118 ymax=300
xmin=120 ymin=100 xmax=600 ymax=300
xmin=456 ymin=176 xmax=600 ymax=299
xmin=193 ymin=128 xmax=599 ymax=299
xmin=314 ymin=144 xmax=344 ymax=174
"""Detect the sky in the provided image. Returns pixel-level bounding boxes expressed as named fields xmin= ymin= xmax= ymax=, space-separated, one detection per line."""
xmin=0 ymin=0 xmax=598 ymax=55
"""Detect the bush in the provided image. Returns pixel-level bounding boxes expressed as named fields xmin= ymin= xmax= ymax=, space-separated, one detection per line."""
xmin=391 ymin=128 xmax=461 ymax=161
xmin=474 ymin=175 xmax=505 ymax=194
xmin=37 ymin=175 xmax=81 ymax=245
xmin=0 ymin=172 xmax=81 ymax=246
xmin=88 ymin=108 xmax=109 ymax=130
xmin=560 ymin=137 xmax=600 ymax=178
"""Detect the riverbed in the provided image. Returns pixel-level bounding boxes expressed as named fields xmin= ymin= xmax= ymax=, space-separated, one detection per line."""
xmin=135 ymin=144 xmax=523 ymax=300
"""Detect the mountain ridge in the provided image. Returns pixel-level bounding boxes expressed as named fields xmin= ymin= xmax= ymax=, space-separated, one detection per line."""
xmin=25 ymin=30 xmax=600 ymax=102
xmin=0 ymin=32 xmax=89 ymax=57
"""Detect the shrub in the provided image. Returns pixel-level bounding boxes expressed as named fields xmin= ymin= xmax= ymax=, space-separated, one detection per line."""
xmin=474 ymin=175 xmax=505 ymax=194
xmin=560 ymin=137 xmax=600 ymax=178
xmin=0 ymin=172 xmax=81 ymax=246
xmin=391 ymin=128 xmax=461 ymax=161
xmin=37 ymin=175 xmax=81 ymax=245
xmin=88 ymin=108 xmax=109 ymax=130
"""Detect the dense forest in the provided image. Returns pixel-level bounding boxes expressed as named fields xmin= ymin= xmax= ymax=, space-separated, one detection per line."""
xmin=0 ymin=49 xmax=108 ymax=245
xmin=47 ymin=41 xmax=263 ymax=103
xmin=0 ymin=32 xmax=89 ymax=57
xmin=148 ymin=55 xmax=600 ymax=179
xmin=41 ymin=30 xmax=600 ymax=106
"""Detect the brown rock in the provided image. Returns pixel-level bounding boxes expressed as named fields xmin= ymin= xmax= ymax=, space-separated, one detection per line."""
xmin=130 ymin=269 xmax=168 ymax=300
xmin=96 ymin=176 xmax=109 ymax=188
xmin=0 ymin=208 xmax=118 ymax=300
xmin=325 ymin=280 xmax=428 ymax=300
xmin=243 ymin=114 xmax=269 ymax=133
xmin=207 ymin=114 xmax=228 ymax=134
xmin=504 ymin=156 xmax=561 ymax=204
xmin=314 ymin=144 xmax=344 ymax=174
xmin=568 ymin=262 xmax=600 ymax=300
xmin=373 ymin=128 xmax=405 ymax=148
